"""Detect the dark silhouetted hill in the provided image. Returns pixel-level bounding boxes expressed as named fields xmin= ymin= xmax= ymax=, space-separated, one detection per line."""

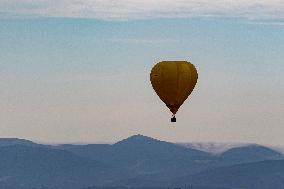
xmin=174 ymin=160 xmax=284 ymax=189
xmin=0 ymin=145 xmax=120 ymax=189
xmin=59 ymin=135 xmax=218 ymax=179
xmin=83 ymin=186 xmax=230 ymax=189
xmin=0 ymin=138 xmax=36 ymax=147
xmin=0 ymin=136 xmax=283 ymax=189
xmin=219 ymin=144 xmax=283 ymax=164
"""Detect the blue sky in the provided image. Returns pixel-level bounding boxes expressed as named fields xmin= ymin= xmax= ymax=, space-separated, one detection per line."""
xmin=0 ymin=1 xmax=284 ymax=145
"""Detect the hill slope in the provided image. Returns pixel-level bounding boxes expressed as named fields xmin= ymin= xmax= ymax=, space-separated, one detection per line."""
xmin=59 ymin=135 xmax=217 ymax=178
xmin=0 ymin=145 xmax=120 ymax=189
xmin=0 ymin=136 xmax=283 ymax=189
xmin=219 ymin=144 xmax=283 ymax=164
xmin=174 ymin=160 xmax=284 ymax=189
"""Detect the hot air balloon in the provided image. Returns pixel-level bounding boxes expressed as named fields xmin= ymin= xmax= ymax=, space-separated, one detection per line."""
xmin=150 ymin=61 xmax=198 ymax=122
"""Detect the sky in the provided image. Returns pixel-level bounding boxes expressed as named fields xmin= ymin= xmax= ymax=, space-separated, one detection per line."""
xmin=0 ymin=0 xmax=284 ymax=145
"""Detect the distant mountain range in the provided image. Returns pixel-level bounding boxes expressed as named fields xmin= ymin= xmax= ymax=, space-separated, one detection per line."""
xmin=0 ymin=135 xmax=283 ymax=189
xmin=174 ymin=160 xmax=284 ymax=189
xmin=180 ymin=142 xmax=284 ymax=155
xmin=0 ymin=138 xmax=36 ymax=147
xmin=179 ymin=142 xmax=248 ymax=154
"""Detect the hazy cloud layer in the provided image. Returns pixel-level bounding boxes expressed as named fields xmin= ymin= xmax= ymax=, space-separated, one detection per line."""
xmin=0 ymin=0 xmax=284 ymax=20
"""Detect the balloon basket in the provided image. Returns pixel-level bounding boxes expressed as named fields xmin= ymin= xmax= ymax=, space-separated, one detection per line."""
xmin=171 ymin=116 xmax=176 ymax=122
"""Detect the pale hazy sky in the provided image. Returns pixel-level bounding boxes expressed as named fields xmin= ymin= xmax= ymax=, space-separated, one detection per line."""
xmin=0 ymin=1 xmax=283 ymax=145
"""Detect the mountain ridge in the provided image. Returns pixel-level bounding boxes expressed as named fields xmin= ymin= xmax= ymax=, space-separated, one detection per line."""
xmin=2 ymin=135 xmax=283 ymax=155
xmin=0 ymin=135 xmax=283 ymax=189
xmin=173 ymin=159 xmax=284 ymax=189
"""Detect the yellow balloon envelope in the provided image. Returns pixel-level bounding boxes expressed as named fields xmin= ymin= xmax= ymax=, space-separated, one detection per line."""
xmin=150 ymin=61 xmax=198 ymax=122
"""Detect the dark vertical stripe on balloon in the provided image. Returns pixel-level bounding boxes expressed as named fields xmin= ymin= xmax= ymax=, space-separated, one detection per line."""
xmin=176 ymin=62 xmax=180 ymax=105
xmin=183 ymin=63 xmax=191 ymax=103
xmin=160 ymin=63 xmax=165 ymax=103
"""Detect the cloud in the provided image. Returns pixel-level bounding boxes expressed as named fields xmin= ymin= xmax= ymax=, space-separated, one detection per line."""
xmin=0 ymin=0 xmax=283 ymax=20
